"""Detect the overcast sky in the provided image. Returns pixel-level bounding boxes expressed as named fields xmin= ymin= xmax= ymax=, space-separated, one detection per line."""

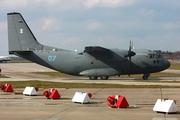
xmin=0 ymin=0 xmax=180 ymax=55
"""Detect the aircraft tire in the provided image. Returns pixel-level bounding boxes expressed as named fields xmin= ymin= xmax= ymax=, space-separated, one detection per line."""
xmin=142 ymin=76 xmax=148 ymax=80
xmin=89 ymin=76 xmax=98 ymax=80
xmin=100 ymin=76 xmax=109 ymax=80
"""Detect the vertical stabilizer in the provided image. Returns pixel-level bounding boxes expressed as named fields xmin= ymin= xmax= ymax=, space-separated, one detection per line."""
xmin=7 ymin=12 xmax=42 ymax=53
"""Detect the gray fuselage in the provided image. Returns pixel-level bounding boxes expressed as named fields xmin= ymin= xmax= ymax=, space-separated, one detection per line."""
xmin=15 ymin=48 xmax=170 ymax=77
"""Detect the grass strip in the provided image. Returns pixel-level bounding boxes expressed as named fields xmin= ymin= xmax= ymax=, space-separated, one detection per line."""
xmin=0 ymin=80 xmax=179 ymax=88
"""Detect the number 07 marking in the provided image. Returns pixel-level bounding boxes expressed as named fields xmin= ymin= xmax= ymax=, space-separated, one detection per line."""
xmin=48 ymin=55 xmax=56 ymax=61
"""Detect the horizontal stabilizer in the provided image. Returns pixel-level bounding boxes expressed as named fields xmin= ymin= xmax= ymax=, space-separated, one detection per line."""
xmin=9 ymin=51 xmax=32 ymax=54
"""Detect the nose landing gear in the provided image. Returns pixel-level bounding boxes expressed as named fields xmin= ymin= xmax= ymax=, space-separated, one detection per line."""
xmin=142 ymin=73 xmax=150 ymax=80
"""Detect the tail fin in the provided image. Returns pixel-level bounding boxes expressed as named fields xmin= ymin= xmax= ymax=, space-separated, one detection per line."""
xmin=7 ymin=12 xmax=42 ymax=54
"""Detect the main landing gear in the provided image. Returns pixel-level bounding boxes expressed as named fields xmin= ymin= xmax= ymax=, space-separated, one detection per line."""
xmin=89 ymin=76 xmax=109 ymax=80
xmin=89 ymin=76 xmax=98 ymax=80
xmin=100 ymin=76 xmax=109 ymax=80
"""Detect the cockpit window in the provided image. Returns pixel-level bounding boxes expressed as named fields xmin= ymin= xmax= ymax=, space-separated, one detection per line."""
xmin=149 ymin=54 xmax=153 ymax=58
xmin=148 ymin=54 xmax=162 ymax=58
xmin=157 ymin=54 xmax=162 ymax=58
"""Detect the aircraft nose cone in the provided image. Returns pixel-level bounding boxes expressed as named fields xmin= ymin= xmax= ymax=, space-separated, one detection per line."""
xmin=164 ymin=60 xmax=171 ymax=69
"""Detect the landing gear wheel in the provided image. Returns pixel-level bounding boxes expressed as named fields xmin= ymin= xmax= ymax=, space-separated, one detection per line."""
xmin=100 ymin=76 xmax=109 ymax=80
xmin=142 ymin=76 xmax=148 ymax=80
xmin=89 ymin=76 xmax=98 ymax=80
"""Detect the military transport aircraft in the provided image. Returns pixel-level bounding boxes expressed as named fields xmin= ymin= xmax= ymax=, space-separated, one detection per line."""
xmin=7 ymin=12 xmax=170 ymax=80
xmin=0 ymin=56 xmax=11 ymax=62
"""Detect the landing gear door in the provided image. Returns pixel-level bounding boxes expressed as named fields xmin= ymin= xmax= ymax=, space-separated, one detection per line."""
xmin=74 ymin=56 xmax=82 ymax=74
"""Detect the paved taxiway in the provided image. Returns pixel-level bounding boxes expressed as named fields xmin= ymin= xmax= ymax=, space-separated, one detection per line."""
xmin=0 ymin=88 xmax=180 ymax=120
xmin=1 ymin=63 xmax=180 ymax=85
xmin=0 ymin=63 xmax=180 ymax=120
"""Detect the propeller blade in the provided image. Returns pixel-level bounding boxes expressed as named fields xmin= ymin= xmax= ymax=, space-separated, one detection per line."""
xmin=127 ymin=40 xmax=136 ymax=76
xmin=129 ymin=40 xmax=131 ymax=51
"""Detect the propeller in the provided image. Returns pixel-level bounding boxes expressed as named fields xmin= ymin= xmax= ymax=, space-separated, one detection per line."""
xmin=127 ymin=41 xmax=136 ymax=76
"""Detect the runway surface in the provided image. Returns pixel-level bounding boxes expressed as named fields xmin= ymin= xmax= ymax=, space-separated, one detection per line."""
xmin=0 ymin=63 xmax=180 ymax=120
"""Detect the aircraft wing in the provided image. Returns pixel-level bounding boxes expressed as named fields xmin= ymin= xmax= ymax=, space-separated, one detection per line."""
xmin=84 ymin=46 xmax=110 ymax=53
xmin=83 ymin=46 xmax=111 ymax=59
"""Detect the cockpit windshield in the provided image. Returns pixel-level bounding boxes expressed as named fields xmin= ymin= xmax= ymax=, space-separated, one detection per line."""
xmin=148 ymin=54 xmax=162 ymax=59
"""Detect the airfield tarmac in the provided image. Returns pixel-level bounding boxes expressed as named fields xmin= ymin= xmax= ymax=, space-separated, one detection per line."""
xmin=0 ymin=63 xmax=180 ymax=120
